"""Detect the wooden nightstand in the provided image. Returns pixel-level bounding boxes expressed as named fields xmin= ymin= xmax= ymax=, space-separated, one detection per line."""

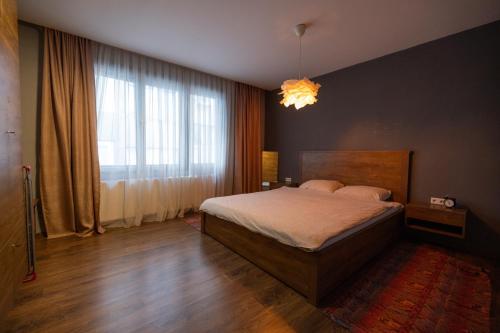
xmin=405 ymin=203 xmax=468 ymax=239
xmin=261 ymin=181 xmax=299 ymax=191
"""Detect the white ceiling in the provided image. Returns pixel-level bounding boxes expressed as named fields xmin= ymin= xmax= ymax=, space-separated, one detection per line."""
xmin=18 ymin=0 xmax=500 ymax=90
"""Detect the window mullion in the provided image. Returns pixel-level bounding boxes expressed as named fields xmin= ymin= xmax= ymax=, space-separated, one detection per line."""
xmin=137 ymin=73 xmax=146 ymax=173
xmin=184 ymin=84 xmax=190 ymax=177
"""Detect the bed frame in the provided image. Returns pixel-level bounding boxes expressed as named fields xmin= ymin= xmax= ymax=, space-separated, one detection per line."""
xmin=201 ymin=150 xmax=411 ymax=306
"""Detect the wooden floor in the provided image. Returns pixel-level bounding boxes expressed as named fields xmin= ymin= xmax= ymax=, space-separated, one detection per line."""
xmin=6 ymin=219 xmax=499 ymax=333
xmin=5 ymin=219 xmax=342 ymax=333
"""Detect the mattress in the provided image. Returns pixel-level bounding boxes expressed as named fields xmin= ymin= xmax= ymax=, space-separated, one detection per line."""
xmin=200 ymin=187 xmax=403 ymax=251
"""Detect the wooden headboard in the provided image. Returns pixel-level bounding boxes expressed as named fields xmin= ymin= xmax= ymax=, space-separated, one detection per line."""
xmin=299 ymin=150 xmax=411 ymax=204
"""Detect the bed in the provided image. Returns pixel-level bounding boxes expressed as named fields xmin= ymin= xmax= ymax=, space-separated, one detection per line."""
xmin=200 ymin=150 xmax=411 ymax=306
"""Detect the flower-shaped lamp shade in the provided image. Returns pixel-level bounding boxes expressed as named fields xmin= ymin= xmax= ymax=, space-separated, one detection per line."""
xmin=279 ymin=77 xmax=321 ymax=110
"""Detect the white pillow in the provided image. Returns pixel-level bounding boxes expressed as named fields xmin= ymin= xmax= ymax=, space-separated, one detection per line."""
xmin=334 ymin=185 xmax=392 ymax=201
xmin=299 ymin=180 xmax=344 ymax=193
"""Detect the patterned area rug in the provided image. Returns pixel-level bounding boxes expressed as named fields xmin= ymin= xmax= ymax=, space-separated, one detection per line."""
xmin=323 ymin=242 xmax=492 ymax=333
xmin=183 ymin=212 xmax=201 ymax=231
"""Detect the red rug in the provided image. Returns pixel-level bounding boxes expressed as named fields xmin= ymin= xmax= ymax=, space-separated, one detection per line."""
xmin=183 ymin=213 xmax=201 ymax=231
xmin=323 ymin=242 xmax=492 ymax=333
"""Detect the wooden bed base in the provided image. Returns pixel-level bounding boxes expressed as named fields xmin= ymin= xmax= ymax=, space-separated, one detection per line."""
xmin=201 ymin=150 xmax=410 ymax=306
xmin=201 ymin=210 xmax=403 ymax=306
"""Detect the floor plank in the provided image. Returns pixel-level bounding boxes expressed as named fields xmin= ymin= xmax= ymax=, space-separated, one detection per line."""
xmin=5 ymin=220 xmax=339 ymax=333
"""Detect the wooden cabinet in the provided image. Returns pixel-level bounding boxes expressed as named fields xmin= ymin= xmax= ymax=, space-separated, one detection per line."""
xmin=405 ymin=203 xmax=467 ymax=239
xmin=0 ymin=224 xmax=26 ymax=318
xmin=0 ymin=0 xmax=27 ymax=323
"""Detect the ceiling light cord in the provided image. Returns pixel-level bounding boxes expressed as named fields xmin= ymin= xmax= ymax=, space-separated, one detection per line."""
xmin=298 ymin=35 xmax=302 ymax=79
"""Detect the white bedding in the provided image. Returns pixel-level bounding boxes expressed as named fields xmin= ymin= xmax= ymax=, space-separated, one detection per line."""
xmin=200 ymin=187 xmax=403 ymax=251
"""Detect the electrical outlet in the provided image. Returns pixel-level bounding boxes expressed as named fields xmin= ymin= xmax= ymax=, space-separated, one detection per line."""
xmin=285 ymin=177 xmax=292 ymax=184
xmin=430 ymin=197 xmax=445 ymax=205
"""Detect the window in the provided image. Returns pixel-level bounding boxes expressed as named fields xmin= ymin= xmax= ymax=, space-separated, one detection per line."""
xmin=95 ymin=44 xmax=232 ymax=226
xmin=96 ymin=75 xmax=222 ymax=179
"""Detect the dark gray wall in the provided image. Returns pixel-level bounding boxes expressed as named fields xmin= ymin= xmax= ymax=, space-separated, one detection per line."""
xmin=265 ymin=21 xmax=500 ymax=258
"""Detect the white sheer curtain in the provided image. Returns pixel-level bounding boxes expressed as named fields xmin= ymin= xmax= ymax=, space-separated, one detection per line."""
xmin=94 ymin=43 xmax=234 ymax=227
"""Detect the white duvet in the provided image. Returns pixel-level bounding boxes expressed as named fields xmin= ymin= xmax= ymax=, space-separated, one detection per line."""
xmin=200 ymin=187 xmax=402 ymax=251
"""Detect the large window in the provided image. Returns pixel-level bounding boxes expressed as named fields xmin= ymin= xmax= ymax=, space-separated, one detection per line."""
xmin=94 ymin=43 xmax=232 ymax=226
xmin=96 ymin=74 xmax=223 ymax=179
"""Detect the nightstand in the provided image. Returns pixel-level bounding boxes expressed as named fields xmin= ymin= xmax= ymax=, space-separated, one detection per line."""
xmin=405 ymin=203 xmax=468 ymax=239
xmin=261 ymin=181 xmax=299 ymax=191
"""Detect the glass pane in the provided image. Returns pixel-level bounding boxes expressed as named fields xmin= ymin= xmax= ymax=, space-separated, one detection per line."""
xmin=145 ymin=85 xmax=181 ymax=165
xmin=96 ymin=76 xmax=136 ymax=166
xmin=190 ymin=94 xmax=216 ymax=164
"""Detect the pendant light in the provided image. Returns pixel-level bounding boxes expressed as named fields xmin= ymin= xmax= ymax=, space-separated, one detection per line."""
xmin=279 ymin=24 xmax=321 ymax=110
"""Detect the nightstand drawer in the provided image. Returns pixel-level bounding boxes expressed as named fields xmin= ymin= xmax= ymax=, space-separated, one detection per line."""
xmin=406 ymin=205 xmax=465 ymax=227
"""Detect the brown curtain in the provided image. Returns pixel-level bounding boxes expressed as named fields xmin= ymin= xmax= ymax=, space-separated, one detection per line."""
xmin=233 ymin=83 xmax=265 ymax=193
xmin=40 ymin=29 xmax=102 ymax=237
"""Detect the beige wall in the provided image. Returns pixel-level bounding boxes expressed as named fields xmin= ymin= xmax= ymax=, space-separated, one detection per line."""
xmin=19 ymin=23 xmax=42 ymax=232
